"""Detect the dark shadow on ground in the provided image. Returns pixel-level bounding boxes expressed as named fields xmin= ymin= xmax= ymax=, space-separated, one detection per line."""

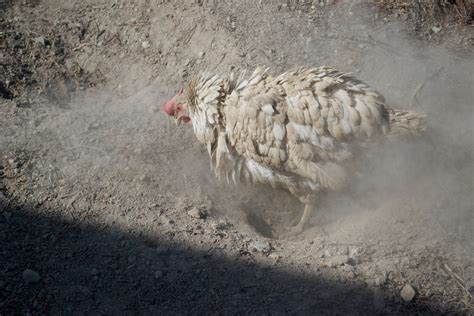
xmin=0 ymin=202 xmax=446 ymax=315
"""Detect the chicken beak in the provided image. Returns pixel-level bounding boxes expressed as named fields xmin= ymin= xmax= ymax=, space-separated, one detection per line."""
xmin=175 ymin=113 xmax=184 ymax=125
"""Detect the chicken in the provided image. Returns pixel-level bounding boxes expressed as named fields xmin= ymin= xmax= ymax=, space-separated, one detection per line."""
xmin=163 ymin=66 xmax=426 ymax=237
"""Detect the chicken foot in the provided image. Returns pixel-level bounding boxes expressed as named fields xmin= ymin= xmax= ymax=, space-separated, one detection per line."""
xmin=280 ymin=204 xmax=313 ymax=238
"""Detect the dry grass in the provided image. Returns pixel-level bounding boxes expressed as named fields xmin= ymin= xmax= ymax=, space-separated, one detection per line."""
xmin=372 ymin=0 xmax=473 ymax=26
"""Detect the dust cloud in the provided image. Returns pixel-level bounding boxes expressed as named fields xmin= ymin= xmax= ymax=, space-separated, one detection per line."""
xmin=297 ymin=3 xmax=474 ymax=257
xmin=4 ymin=1 xmax=471 ymax=254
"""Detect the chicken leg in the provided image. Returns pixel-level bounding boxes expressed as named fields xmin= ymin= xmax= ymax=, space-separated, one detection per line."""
xmin=280 ymin=204 xmax=313 ymax=238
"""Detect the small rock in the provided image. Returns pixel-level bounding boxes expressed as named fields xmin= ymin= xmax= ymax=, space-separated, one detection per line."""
xmin=432 ymin=26 xmax=442 ymax=33
xmin=187 ymin=207 xmax=206 ymax=219
xmin=33 ymin=36 xmax=49 ymax=46
xmin=198 ymin=51 xmax=205 ymax=58
xmin=328 ymin=255 xmax=350 ymax=268
xmin=154 ymin=270 xmax=163 ymax=278
xmin=141 ymin=41 xmax=151 ymax=49
xmin=22 ymin=269 xmax=41 ymax=283
xmin=268 ymin=253 xmax=279 ymax=260
xmin=400 ymin=284 xmax=416 ymax=302
xmin=249 ymin=240 xmax=272 ymax=253
xmin=139 ymin=174 xmax=149 ymax=182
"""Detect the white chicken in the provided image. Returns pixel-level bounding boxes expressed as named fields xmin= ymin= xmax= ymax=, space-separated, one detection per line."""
xmin=163 ymin=66 xmax=425 ymax=237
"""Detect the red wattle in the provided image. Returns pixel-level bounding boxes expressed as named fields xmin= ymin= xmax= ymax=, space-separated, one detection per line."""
xmin=163 ymin=100 xmax=175 ymax=116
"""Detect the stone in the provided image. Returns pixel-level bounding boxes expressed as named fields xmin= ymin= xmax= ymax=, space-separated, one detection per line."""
xmin=22 ymin=269 xmax=41 ymax=283
xmin=249 ymin=240 xmax=271 ymax=253
xmin=328 ymin=255 xmax=350 ymax=268
xmin=187 ymin=207 xmax=205 ymax=219
xmin=400 ymin=284 xmax=416 ymax=302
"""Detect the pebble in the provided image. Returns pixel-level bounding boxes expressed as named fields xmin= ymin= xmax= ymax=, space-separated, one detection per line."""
xmin=249 ymin=240 xmax=271 ymax=253
xmin=328 ymin=255 xmax=350 ymax=268
xmin=154 ymin=270 xmax=163 ymax=279
xmin=22 ymin=269 xmax=41 ymax=283
xmin=34 ymin=36 xmax=47 ymax=46
xmin=187 ymin=207 xmax=206 ymax=219
xmin=139 ymin=174 xmax=149 ymax=182
xmin=141 ymin=41 xmax=151 ymax=49
xmin=400 ymin=284 xmax=416 ymax=302
xmin=268 ymin=253 xmax=279 ymax=260
xmin=198 ymin=51 xmax=205 ymax=58
xmin=432 ymin=26 xmax=442 ymax=33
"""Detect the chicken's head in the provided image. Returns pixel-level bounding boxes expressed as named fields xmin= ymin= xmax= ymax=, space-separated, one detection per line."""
xmin=163 ymin=88 xmax=192 ymax=126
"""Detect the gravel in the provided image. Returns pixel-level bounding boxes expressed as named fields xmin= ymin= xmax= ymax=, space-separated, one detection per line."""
xmin=22 ymin=269 xmax=41 ymax=283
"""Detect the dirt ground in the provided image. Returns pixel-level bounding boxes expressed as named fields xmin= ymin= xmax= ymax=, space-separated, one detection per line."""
xmin=1 ymin=0 xmax=473 ymax=314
